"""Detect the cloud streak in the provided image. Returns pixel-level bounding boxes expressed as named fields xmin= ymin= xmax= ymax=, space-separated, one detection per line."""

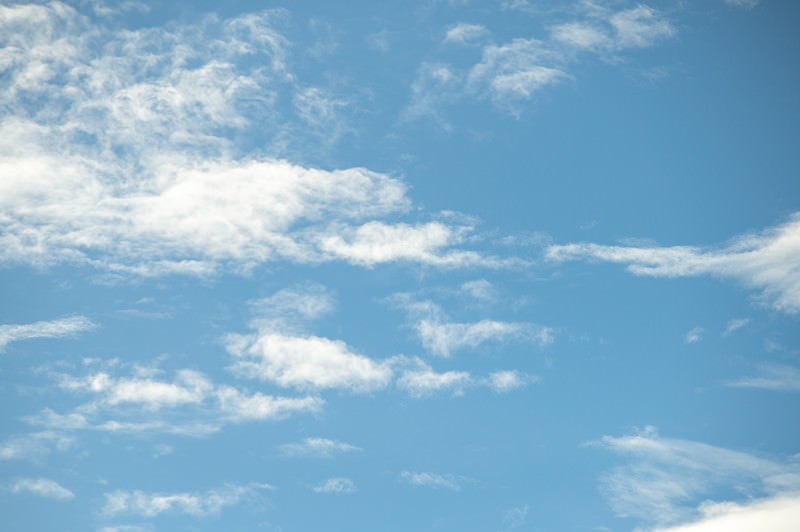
xmin=547 ymin=213 xmax=800 ymax=314
xmin=0 ymin=316 xmax=96 ymax=351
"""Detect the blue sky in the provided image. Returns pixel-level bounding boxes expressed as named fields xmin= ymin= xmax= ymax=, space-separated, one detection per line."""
xmin=1 ymin=0 xmax=799 ymax=530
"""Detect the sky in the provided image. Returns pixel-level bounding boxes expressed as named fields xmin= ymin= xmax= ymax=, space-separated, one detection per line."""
xmin=1 ymin=0 xmax=799 ymax=530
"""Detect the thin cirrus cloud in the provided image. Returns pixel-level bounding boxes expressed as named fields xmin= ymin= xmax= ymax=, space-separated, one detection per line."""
xmin=399 ymin=471 xmax=465 ymax=491
xmin=443 ymin=22 xmax=490 ymax=45
xmin=394 ymin=358 xmax=534 ymax=397
xmin=312 ymin=478 xmax=357 ymax=494
xmin=279 ymin=437 xmax=362 ymax=458
xmin=547 ymin=213 xmax=800 ymax=314
xmin=10 ymin=477 xmax=75 ymax=500
xmin=592 ymin=426 xmax=800 ymax=528
xmin=0 ymin=2 xmax=498 ymax=277
xmin=102 ymin=483 xmax=273 ymax=518
xmin=727 ymin=364 xmax=800 ymax=392
xmin=0 ymin=316 xmax=97 ymax=352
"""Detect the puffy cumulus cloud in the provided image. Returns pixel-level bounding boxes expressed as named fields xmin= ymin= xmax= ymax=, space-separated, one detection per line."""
xmin=10 ymin=477 xmax=74 ymax=500
xmin=593 ymin=427 xmax=800 ymax=527
xmin=547 ymin=214 xmax=800 ymax=314
xmin=0 ymin=316 xmax=97 ymax=352
xmin=227 ymin=332 xmax=393 ymax=392
xmin=31 ymin=365 xmax=321 ymax=437
xmin=102 ymin=483 xmax=273 ymax=518
xmin=651 ymin=493 xmax=800 ymax=532
xmin=485 ymin=370 xmax=533 ymax=392
xmin=279 ymin=437 xmax=361 ymax=458
xmin=0 ymin=2 xmax=493 ymax=277
xmin=312 ymin=477 xmax=357 ymax=494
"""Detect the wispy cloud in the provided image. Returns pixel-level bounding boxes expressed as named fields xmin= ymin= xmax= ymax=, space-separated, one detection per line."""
xmin=407 ymin=3 xmax=675 ymax=118
xmin=0 ymin=431 xmax=74 ymax=463
xmin=312 ymin=478 xmax=357 ymax=494
xmin=728 ymin=364 xmax=800 ymax=392
xmin=444 ymin=23 xmax=489 ymax=45
xmin=0 ymin=316 xmax=96 ymax=351
xmin=279 ymin=437 xmax=361 ymax=458
xmin=722 ymin=0 xmax=760 ymax=9
xmin=685 ymin=327 xmax=704 ymax=344
xmin=30 ymin=363 xmax=322 ymax=437
xmin=102 ymin=483 xmax=272 ymax=518
xmin=10 ymin=477 xmax=74 ymax=500
xmin=547 ymin=213 xmax=800 ymax=314
xmin=593 ymin=426 xmax=800 ymax=527
xmin=400 ymin=471 xmax=465 ymax=491
xmin=391 ymin=295 xmax=552 ymax=357
xmin=396 ymin=362 xmax=472 ymax=397
xmin=723 ymin=318 xmax=750 ymax=336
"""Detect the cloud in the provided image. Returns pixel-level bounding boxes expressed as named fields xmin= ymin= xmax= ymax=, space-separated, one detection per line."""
xmin=0 ymin=431 xmax=74 ymax=462
xmin=247 ymin=283 xmax=334 ymax=328
xmin=593 ymin=427 xmax=800 ymax=527
xmin=502 ymin=504 xmax=529 ymax=530
xmin=468 ymin=38 xmax=568 ymax=105
xmin=31 ymin=364 xmax=322 ymax=437
xmin=651 ymin=493 xmax=800 ymax=532
xmin=312 ymin=478 xmax=357 ymax=494
xmin=723 ymin=318 xmax=750 ymax=336
xmin=460 ymin=279 xmax=496 ymax=301
xmin=391 ymin=295 xmax=553 ymax=357
xmin=10 ymin=477 xmax=74 ymax=500
xmin=279 ymin=437 xmax=361 ymax=458
xmin=400 ymin=471 xmax=465 ymax=491
xmin=102 ymin=483 xmax=272 ymax=518
xmin=444 ymin=23 xmax=489 ymax=45
xmin=396 ymin=363 xmax=472 ymax=397
xmin=486 ymin=370 xmax=532 ymax=392
xmin=685 ymin=327 xmax=704 ymax=344
xmin=727 ymin=364 xmax=800 ymax=392
xmin=547 ymin=213 xmax=800 ymax=314
xmin=0 ymin=3 xmax=494 ymax=276
xmin=227 ymin=332 xmax=393 ymax=392
xmin=608 ymin=5 xmax=676 ymax=49
xmin=0 ymin=316 xmax=96 ymax=351
xmin=722 ymin=0 xmax=759 ymax=9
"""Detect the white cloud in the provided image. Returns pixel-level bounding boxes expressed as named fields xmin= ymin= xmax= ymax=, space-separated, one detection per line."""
xmin=312 ymin=478 xmax=357 ymax=494
xmin=247 ymin=283 xmax=334 ymax=328
xmin=0 ymin=316 xmax=96 ymax=351
xmin=550 ymin=22 xmax=611 ymax=51
xmin=723 ymin=318 xmax=750 ymax=336
xmin=468 ymin=38 xmax=568 ymax=105
xmin=728 ymin=364 xmax=800 ymax=392
xmin=36 ymin=365 xmax=322 ymax=437
xmin=486 ymin=370 xmax=532 ymax=392
xmin=400 ymin=471 xmax=464 ymax=491
xmin=444 ymin=23 xmax=489 ymax=45
xmin=279 ymin=437 xmax=361 ymax=458
xmin=227 ymin=332 xmax=393 ymax=392
xmin=651 ymin=493 xmax=800 ymax=532
xmin=102 ymin=483 xmax=272 ymax=518
xmin=609 ymin=5 xmax=676 ymax=49
xmin=0 ymin=3 xmax=493 ymax=276
xmin=502 ymin=504 xmax=529 ymax=529
xmin=722 ymin=0 xmax=759 ymax=9
xmin=594 ymin=427 xmax=800 ymax=527
xmin=460 ymin=279 xmax=496 ymax=301
xmin=547 ymin=213 xmax=800 ymax=314
xmin=0 ymin=431 xmax=74 ymax=462
xmin=11 ymin=477 xmax=74 ymax=500
xmin=396 ymin=363 xmax=472 ymax=397
xmin=685 ymin=327 xmax=704 ymax=344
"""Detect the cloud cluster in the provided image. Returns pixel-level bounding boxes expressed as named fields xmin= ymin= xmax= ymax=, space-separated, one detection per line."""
xmin=408 ymin=3 xmax=675 ymax=118
xmin=10 ymin=477 xmax=74 ymax=500
xmin=0 ymin=2 xmax=493 ymax=277
xmin=547 ymin=213 xmax=800 ymax=314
